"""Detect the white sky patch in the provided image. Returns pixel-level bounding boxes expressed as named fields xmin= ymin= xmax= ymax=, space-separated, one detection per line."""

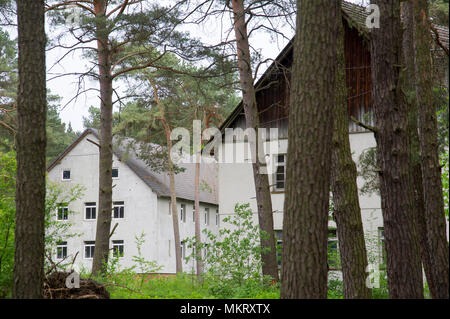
xmin=10 ymin=0 xmax=369 ymax=132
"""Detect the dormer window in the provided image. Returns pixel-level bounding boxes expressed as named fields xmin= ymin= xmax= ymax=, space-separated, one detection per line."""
xmin=112 ymin=168 xmax=119 ymax=179
xmin=62 ymin=169 xmax=71 ymax=180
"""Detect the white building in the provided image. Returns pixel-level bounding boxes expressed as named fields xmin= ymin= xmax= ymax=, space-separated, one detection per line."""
xmin=47 ymin=128 xmax=220 ymax=274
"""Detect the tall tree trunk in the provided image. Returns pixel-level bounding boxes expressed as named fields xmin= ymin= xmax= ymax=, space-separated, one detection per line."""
xmin=331 ymin=4 xmax=371 ymax=299
xmin=230 ymin=0 xmax=278 ymax=282
xmin=194 ymin=112 xmax=204 ymax=279
xmin=92 ymin=0 xmax=114 ymax=276
xmin=401 ymin=0 xmax=435 ymax=296
xmin=412 ymin=0 xmax=449 ymax=299
xmin=13 ymin=0 xmax=47 ymax=299
xmin=151 ymin=81 xmax=183 ymax=274
xmin=370 ymin=0 xmax=423 ymax=299
xmin=281 ymin=0 xmax=337 ymax=299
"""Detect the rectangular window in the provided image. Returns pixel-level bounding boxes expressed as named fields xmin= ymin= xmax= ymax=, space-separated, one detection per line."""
xmin=215 ymin=209 xmax=219 ymax=226
xmin=180 ymin=241 xmax=186 ymax=259
xmin=62 ymin=169 xmax=71 ymax=180
xmin=57 ymin=204 xmax=68 ymax=221
xmin=112 ymin=240 xmax=124 ymax=258
xmin=113 ymin=201 xmax=124 ymax=219
xmin=192 ymin=208 xmax=195 ymax=223
xmin=379 ymin=227 xmax=386 ymax=266
xmin=274 ymin=154 xmax=286 ymax=190
xmin=180 ymin=204 xmax=186 ymax=223
xmin=85 ymin=202 xmax=96 ymax=220
xmin=204 ymin=208 xmax=209 ymax=226
xmin=112 ymin=168 xmax=119 ymax=179
xmin=57 ymin=241 xmax=67 ymax=259
xmin=275 ymin=230 xmax=283 ymax=266
xmin=84 ymin=241 xmax=95 ymax=259
xmin=328 ymin=229 xmax=339 ymax=267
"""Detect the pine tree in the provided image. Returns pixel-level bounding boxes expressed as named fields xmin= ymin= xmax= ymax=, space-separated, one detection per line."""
xmin=281 ymin=0 xmax=338 ymax=298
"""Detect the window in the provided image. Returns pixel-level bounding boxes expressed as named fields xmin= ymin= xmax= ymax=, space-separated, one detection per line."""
xmin=204 ymin=208 xmax=210 ymax=226
xmin=215 ymin=209 xmax=219 ymax=226
xmin=180 ymin=241 xmax=186 ymax=259
xmin=57 ymin=204 xmax=68 ymax=221
xmin=328 ymin=229 xmax=339 ymax=268
xmin=85 ymin=202 xmax=96 ymax=220
xmin=84 ymin=241 xmax=95 ymax=259
xmin=57 ymin=241 xmax=67 ymax=259
xmin=275 ymin=230 xmax=283 ymax=266
xmin=62 ymin=169 xmax=71 ymax=180
xmin=180 ymin=204 xmax=186 ymax=223
xmin=274 ymin=154 xmax=286 ymax=190
xmin=112 ymin=240 xmax=124 ymax=258
xmin=112 ymin=168 xmax=119 ymax=179
xmin=192 ymin=208 xmax=195 ymax=223
xmin=379 ymin=227 xmax=386 ymax=266
xmin=113 ymin=201 xmax=124 ymax=219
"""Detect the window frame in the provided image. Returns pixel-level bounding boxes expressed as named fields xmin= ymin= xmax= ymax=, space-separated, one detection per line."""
xmin=56 ymin=241 xmax=68 ymax=260
xmin=274 ymin=154 xmax=286 ymax=191
xmin=84 ymin=202 xmax=97 ymax=220
xmin=204 ymin=207 xmax=210 ymax=226
xmin=113 ymin=201 xmax=125 ymax=219
xmin=62 ymin=169 xmax=71 ymax=181
xmin=57 ymin=204 xmax=69 ymax=221
xmin=112 ymin=240 xmax=124 ymax=258
xmin=84 ymin=241 xmax=95 ymax=259
xmin=180 ymin=203 xmax=186 ymax=223
xmin=112 ymin=167 xmax=119 ymax=179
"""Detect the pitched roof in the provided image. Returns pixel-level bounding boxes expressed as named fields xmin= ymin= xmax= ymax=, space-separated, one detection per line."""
xmin=218 ymin=1 xmax=449 ymax=133
xmin=47 ymin=128 xmax=218 ymax=205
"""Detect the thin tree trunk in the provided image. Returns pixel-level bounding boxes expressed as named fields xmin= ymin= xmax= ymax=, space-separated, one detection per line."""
xmin=412 ymin=0 xmax=449 ymax=299
xmin=281 ymin=0 xmax=337 ymax=299
xmin=230 ymin=0 xmax=279 ymax=283
xmin=151 ymin=81 xmax=183 ymax=274
xmin=370 ymin=0 xmax=423 ymax=299
xmin=13 ymin=0 xmax=47 ymax=299
xmin=92 ymin=0 xmax=114 ymax=276
xmin=194 ymin=111 xmax=204 ymax=280
xmin=331 ymin=4 xmax=372 ymax=299
xmin=401 ymin=0 xmax=435 ymax=296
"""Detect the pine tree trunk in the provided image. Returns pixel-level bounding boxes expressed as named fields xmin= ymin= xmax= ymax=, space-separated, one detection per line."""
xmin=412 ymin=0 xmax=449 ymax=299
xmin=331 ymin=5 xmax=371 ymax=299
xmin=150 ymin=81 xmax=183 ymax=274
xmin=13 ymin=0 xmax=47 ymax=299
xmin=194 ymin=154 xmax=204 ymax=279
xmin=92 ymin=0 xmax=114 ymax=276
xmin=281 ymin=0 xmax=337 ymax=299
xmin=231 ymin=0 xmax=278 ymax=282
xmin=166 ymin=126 xmax=183 ymax=274
xmin=194 ymin=113 xmax=203 ymax=279
xmin=401 ymin=1 xmax=435 ymax=296
xmin=370 ymin=0 xmax=424 ymax=299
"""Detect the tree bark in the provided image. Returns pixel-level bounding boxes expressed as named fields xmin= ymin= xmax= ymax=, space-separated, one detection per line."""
xmin=231 ymin=0 xmax=279 ymax=282
xmin=151 ymin=81 xmax=183 ymax=274
xmin=331 ymin=4 xmax=372 ymax=299
xmin=13 ymin=0 xmax=47 ymax=299
xmin=401 ymin=0 xmax=435 ymax=297
xmin=412 ymin=0 xmax=449 ymax=299
xmin=281 ymin=0 xmax=337 ymax=299
xmin=92 ymin=0 xmax=114 ymax=276
xmin=370 ymin=0 xmax=423 ymax=299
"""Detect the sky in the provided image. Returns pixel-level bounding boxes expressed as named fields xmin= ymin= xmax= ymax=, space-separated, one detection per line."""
xmin=42 ymin=0 xmax=368 ymax=133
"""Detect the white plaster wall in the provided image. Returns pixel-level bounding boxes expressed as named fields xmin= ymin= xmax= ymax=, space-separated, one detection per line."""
xmin=155 ymin=198 xmax=220 ymax=274
xmin=218 ymin=131 xmax=384 ymax=261
xmin=48 ymin=133 xmax=216 ymax=274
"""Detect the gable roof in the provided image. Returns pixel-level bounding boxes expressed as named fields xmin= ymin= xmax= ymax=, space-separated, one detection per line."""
xmin=218 ymin=1 xmax=449 ymax=133
xmin=47 ymin=128 xmax=218 ymax=205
